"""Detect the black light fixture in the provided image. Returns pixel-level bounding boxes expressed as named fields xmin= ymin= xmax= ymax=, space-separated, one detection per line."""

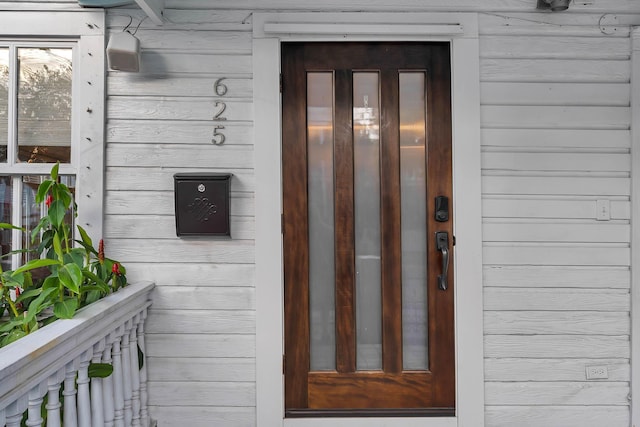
xmin=536 ymin=0 xmax=570 ymax=11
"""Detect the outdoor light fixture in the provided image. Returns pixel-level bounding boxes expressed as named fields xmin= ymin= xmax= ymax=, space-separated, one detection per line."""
xmin=107 ymin=31 xmax=140 ymax=72
xmin=536 ymin=0 xmax=570 ymax=11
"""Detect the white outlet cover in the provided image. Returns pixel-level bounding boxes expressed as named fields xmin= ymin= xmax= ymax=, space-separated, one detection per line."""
xmin=586 ymin=365 xmax=608 ymax=380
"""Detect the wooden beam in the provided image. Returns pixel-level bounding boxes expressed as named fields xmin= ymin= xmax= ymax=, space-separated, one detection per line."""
xmin=134 ymin=0 xmax=164 ymax=25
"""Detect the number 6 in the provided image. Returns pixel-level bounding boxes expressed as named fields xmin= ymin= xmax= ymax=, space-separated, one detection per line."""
xmin=214 ymin=78 xmax=228 ymax=96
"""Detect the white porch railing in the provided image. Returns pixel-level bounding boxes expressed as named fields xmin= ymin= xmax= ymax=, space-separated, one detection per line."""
xmin=0 ymin=281 xmax=155 ymax=427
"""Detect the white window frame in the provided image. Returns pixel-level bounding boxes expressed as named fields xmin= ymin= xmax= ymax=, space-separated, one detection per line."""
xmin=0 ymin=10 xmax=106 ymax=260
xmin=253 ymin=12 xmax=484 ymax=427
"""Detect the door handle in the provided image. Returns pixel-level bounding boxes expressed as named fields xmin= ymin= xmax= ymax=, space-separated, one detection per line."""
xmin=436 ymin=231 xmax=449 ymax=291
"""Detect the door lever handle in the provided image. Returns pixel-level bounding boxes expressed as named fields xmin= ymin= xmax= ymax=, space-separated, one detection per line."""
xmin=436 ymin=232 xmax=449 ymax=291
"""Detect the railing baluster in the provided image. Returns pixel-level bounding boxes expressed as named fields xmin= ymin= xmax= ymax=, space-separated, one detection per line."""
xmin=130 ymin=314 xmax=141 ymax=427
xmin=25 ymin=384 xmax=44 ymax=427
xmin=5 ymin=400 xmax=24 ymax=427
xmin=121 ymin=320 xmax=133 ymax=426
xmin=63 ymin=361 xmax=79 ymax=427
xmin=77 ymin=349 xmax=93 ymax=427
xmin=138 ymin=310 xmax=150 ymax=427
xmin=91 ymin=340 xmax=106 ymax=427
xmin=46 ymin=369 xmax=64 ymax=427
xmin=103 ymin=333 xmax=116 ymax=427
xmin=113 ymin=326 xmax=125 ymax=427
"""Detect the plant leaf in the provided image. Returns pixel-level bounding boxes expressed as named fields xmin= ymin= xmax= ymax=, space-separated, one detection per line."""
xmin=82 ymin=270 xmax=109 ymax=291
xmin=0 ymin=222 xmax=25 ymax=231
xmin=84 ymin=289 xmax=101 ymax=305
xmin=12 ymin=258 xmax=59 ymax=275
xmin=75 ymin=239 xmax=99 ymax=256
xmin=24 ymin=287 xmax=58 ymax=323
xmin=59 ymin=263 xmax=82 ymax=294
xmin=15 ymin=287 xmax=42 ymax=303
xmin=50 ymin=162 xmax=59 ymax=182
xmin=36 ymin=180 xmax=53 ymax=204
xmin=1 ymin=328 xmax=27 ymax=347
xmin=76 ymin=225 xmax=93 ymax=248
xmin=53 ymin=298 xmax=78 ymax=319
xmin=88 ymin=362 xmax=113 ymax=378
xmin=0 ymin=318 xmax=25 ymax=333
xmin=53 ymin=233 xmax=64 ymax=262
xmin=138 ymin=344 xmax=144 ymax=370
xmin=48 ymin=200 xmax=66 ymax=228
xmin=58 ymin=185 xmax=72 ymax=210
xmin=42 ymin=275 xmax=60 ymax=290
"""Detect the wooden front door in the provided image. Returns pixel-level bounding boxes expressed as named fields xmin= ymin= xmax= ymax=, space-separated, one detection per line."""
xmin=282 ymin=42 xmax=454 ymax=417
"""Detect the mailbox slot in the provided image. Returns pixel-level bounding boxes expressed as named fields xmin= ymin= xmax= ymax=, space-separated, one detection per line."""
xmin=174 ymin=173 xmax=232 ymax=237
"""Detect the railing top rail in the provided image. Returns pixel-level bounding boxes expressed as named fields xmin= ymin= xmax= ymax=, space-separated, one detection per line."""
xmin=0 ymin=281 xmax=155 ymax=409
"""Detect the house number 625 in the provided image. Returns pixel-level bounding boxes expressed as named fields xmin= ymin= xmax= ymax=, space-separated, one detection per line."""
xmin=211 ymin=77 xmax=229 ymax=145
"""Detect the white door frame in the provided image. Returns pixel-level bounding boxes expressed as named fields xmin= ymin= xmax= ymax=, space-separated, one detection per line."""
xmin=253 ymin=12 xmax=484 ymax=427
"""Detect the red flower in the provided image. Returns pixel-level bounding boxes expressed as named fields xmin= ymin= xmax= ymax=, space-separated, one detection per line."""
xmin=112 ymin=263 xmax=121 ymax=276
xmin=45 ymin=194 xmax=53 ymax=208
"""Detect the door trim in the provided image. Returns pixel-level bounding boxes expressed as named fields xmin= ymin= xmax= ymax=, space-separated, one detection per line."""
xmin=253 ymin=12 xmax=484 ymax=427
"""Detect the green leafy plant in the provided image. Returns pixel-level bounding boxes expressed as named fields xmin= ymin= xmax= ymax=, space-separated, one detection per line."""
xmin=0 ymin=163 xmax=127 ymax=348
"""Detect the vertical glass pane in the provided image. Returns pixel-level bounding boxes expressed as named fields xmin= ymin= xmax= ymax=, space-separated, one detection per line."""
xmin=0 ymin=176 xmax=11 ymax=271
xmin=400 ymin=72 xmax=428 ymax=370
xmin=21 ymin=175 xmax=75 ymax=266
xmin=308 ymin=73 xmax=336 ymax=371
xmin=17 ymin=48 xmax=72 ymax=164
xmin=353 ymin=72 xmax=382 ymax=370
xmin=0 ymin=49 xmax=8 ymax=162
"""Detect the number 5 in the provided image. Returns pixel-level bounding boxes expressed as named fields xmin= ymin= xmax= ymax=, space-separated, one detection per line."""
xmin=212 ymin=126 xmax=226 ymax=145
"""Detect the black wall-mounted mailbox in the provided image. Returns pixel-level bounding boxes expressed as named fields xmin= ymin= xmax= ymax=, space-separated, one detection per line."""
xmin=174 ymin=173 xmax=233 ymax=237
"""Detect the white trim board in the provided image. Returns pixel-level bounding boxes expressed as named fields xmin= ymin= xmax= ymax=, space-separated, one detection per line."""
xmin=253 ymin=12 xmax=484 ymax=427
xmin=630 ymin=26 xmax=640 ymax=427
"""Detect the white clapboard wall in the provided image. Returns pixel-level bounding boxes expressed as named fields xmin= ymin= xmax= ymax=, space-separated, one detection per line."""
xmin=478 ymin=11 xmax=633 ymax=427
xmin=100 ymin=3 xmax=640 ymax=427
xmin=104 ymin=9 xmax=256 ymax=427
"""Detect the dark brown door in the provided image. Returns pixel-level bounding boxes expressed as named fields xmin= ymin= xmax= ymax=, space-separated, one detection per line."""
xmin=282 ymin=42 xmax=454 ymax=417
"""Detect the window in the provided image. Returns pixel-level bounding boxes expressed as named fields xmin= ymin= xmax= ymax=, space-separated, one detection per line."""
xmin=0 ymin=44 xmax=77 ymax=270
xmin=0 ymin=10 xmax=107 ymax=270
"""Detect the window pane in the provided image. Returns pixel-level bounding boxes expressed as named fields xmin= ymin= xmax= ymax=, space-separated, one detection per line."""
xmin=400 ymin=72 xmax=428 ymax=370
xmin=307 ymin=72 xmax=336 ymax=371
xmin=353 ymin=72 xmax=382 ymax=370
xmin=0 ymin=49 xmax=7 ymax=162
xmin=17 ymin=48 xmax=72 ymax=164
xmin=0 ymin=176 xmax=11 ymax=271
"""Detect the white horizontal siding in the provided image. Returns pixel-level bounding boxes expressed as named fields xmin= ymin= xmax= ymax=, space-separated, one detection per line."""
xmin=147 ymin=407 xmax=255 ymax=427
xmin=485 ymin=358 xmax=630 ymax=381
xmin=485 ymin=406 xmax=629 ymax=427
xmin=484 ymin=335 xmax=630 ymax=359
xmin=104 ymin=10 xmax=256 ymax=425
xmin=483 ymin=265 xmax=629 ymax=288
xmin=479 ymin=9 xmax=632 ymax=426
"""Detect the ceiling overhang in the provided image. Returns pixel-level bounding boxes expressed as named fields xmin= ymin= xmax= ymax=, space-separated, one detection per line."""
xmin=133 ymin=0 xmax=164 ymax=25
